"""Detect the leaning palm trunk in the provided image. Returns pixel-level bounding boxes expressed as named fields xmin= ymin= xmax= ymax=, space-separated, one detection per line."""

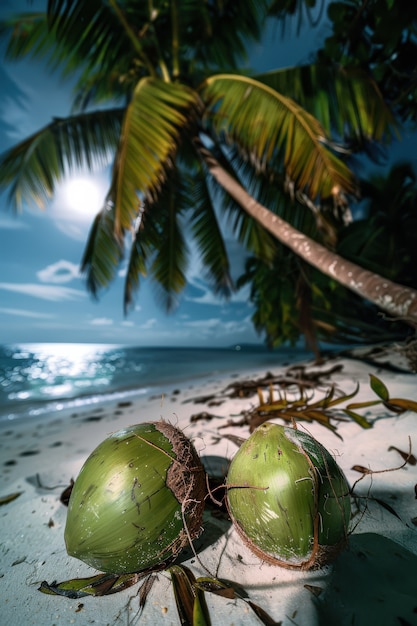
xmin=202 ymin=149 xmax=417 ymax=327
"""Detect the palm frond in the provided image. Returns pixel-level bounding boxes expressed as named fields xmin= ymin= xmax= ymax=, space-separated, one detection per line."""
xmin=0 ymin=11 xmax=54 ymax=62
xmin=123 ymin=206 xmax=152 ymax=315
xmin=180 ymin=0 xmax=269 ymax=71
xmin=123 ymin=161 xmax=233 ymax=313
xmin=113 ymin=77 xmax=200 ymax=233
xmin=147 ymin=177 xmax=190 ymax=312
xmin=199 ymin=142 xmax=285 ymax=264
xmin=0 ymin=2 xmax=152 ymax=102
xmin=268 ymin=0 xmax=327 ymax=33
xmin=71 ymin=68 xmax=134 ymax=112
xmin=2 ymin=0 xmax=133 ymax=76
xmin=255 ymin=63 xmax=396 ymax=143
xmin=80 ymin=204 xmax=124 ymax=297
xmin=188 ymin=165 xmax=234 ymax=296
xmin=200 ymin=74 xmax=356 ymax=200
xmin=0 ymin=109 xmax=123 ymax=210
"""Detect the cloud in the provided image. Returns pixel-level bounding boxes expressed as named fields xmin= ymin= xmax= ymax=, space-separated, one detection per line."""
xmin=90 ymin=317 xmax=114 ymax=326
xmin=184 ymin=317 xmax=222 ymax=329
xmin=183 ymin=315 xmax=254 ymax=337
xmin=0 ymin=282 xmax=86 ymax=301
xmin=186 ymin=280 xmax=223 ymax=306
xmin=139 ymin=318 xmax=157 ymax=330
xmin=37 ymin=259 xmax=81 ymax=284
xmin=185 ymin=274 xmax=251 ymax=306
xmin=0 ymin=307 xmax=55 ymax=319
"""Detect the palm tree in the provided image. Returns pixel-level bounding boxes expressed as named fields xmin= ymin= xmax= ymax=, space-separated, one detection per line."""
xmin=238 ymin=163 xmax=417 ymax=352
xmin=1 ymin=0 xmax=417 ymax=327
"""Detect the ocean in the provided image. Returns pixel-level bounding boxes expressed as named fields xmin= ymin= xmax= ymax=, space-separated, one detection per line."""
xmin=0 ymin=343 xmax=310 ymax=423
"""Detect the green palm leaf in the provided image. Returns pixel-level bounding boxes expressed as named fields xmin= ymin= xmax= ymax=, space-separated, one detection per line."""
xmin=113 ymin=77 xmax=200 ymax=233
xmin=180 ymin=0 xmax=268 ymax=70
xmin=255 ymin=63 xmax=396 ymax=143
xmin=200 ymin=74 xmax=356 ymax=199
xmin=147 ymin=176 xmax=190 ymax=312
xmin=0 ymin=11 xmax=55 ymax=62
xmin=123 ymin=205 xmax=154 ymax=315
xmin=81 ymin=205 xmax=124 ymax=297
xmin=1 ymin=1 xmax=145 ymax=81
xmin=202 ymin=143 xmax=290 ymax=263
xmin=188 ymin=164 xmax=234 ymax=296
xmin=0 ymin=109 xmax=122 ymax=210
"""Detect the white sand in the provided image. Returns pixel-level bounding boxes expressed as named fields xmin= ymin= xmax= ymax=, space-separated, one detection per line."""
xmin=1 ymin=345 xmax=416 ymax=626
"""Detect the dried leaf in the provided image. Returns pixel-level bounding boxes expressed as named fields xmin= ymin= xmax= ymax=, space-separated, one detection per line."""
xmin=383 ymin=401 xmax=406 ymax=414
xmin=60 ymin=480 xmax=74 ymax=506
xmin=194 ymin=577 xmax=236 ymax=599
xmin=384 ymin=398 xmax=417 ymax=413
xmin=193 ymin=588 xmax=210 ymax=626
xmin=304 ymin=584 xmax=323 ymax=597
xmin=345 ymin=399 xmax=382 ymax=410
xmin=247 ymin=600 xmax=281 ymax=626
xmin=257 ymin=399 xmax=288 ymax=412
xmin=221 ymin=434 xmax=247 ymax=448
xmin=342 ymin=408 xmax=372 ymax=429
xmin=38 ymin=572 xmax=143 ymax=598
xmin=195 ymin=577 xmax=278 ymax=625
xmin=257 ymin=388 xmax=265 ymax=405
xmin=388 ymin=446 xmax=417 ymax=466
xmin=139 ymin=575 xmax=158 ymax=611
xmin=190 ymin=412 xmax=219 ymax=423
xmin=302 ymin=409 xmax=337 ymax=426
xmin=247 ymin=379 xmax=363 ymax=435
xmin=170 ymin=565 xmax=196 ymax=625
xmin=310 ymin=384 xmax=359 ymax=409
xmin=170 ymin=565 xmax=210 ymax=626
xmin=351 ymin=464 xmax=373 ymax=474
xmin=0 ymin=492 xmax=23 ymax=506
xmin=307 ymin=387 xmax=336 ymax=409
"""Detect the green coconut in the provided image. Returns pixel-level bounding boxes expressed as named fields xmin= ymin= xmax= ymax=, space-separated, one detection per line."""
xmin=226 ymin=422 xmax=351 ymax=570
xmin=64 ymin=421 xmax=206 ymax=574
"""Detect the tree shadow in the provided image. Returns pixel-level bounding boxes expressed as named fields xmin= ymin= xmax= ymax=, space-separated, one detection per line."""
xmin=315 ymin=532 xmax=417 ymax=626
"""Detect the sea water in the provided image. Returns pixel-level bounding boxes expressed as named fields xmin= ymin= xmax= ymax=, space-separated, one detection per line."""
xmin=0 ymin=343 xmax=309 ymax=422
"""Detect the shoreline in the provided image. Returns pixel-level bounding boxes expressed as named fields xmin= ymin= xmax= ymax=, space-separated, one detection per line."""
xmin=0 ymin=343 xmax=314 ymax=425
xmin=1 ymin=345 xmax=416 ymax=625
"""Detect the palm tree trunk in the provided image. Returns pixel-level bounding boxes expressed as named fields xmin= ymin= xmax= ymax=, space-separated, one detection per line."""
xmin=203 ymin=150 xmax=417 ymax=327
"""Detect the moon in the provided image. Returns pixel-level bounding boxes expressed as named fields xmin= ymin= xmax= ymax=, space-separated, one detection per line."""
xmin=60 ymin=177 xmax=103 ymax=220
xmin=51 ymin=174 xmax=108 ymax=239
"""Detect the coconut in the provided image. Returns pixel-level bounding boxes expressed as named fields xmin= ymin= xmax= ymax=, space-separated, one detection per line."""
xmin=64 ymin=421 xmax=206 ymax=574
xmin=226 ymin=422 xmax=351 ymax=570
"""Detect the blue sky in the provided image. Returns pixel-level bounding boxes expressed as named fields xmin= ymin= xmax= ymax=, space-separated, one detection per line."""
xmin=1 ymin=2 xmax=414 ymax=347
xmin=0 ymin=1 xmax=333 ymax=347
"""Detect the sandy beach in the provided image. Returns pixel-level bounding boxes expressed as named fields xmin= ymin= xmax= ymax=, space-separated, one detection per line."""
xmin=1 ymin=344 xmax=416 ymax=626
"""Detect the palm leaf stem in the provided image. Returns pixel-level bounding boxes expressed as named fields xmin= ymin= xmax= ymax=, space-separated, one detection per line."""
xmin=198 ymin=145 xmax=417 ymax=325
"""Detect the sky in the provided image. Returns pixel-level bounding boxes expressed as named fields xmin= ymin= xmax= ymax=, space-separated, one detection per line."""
xmin=0 ymin=1 xmax=414 ymax=348
xmin=0 ymin=0 xmax=328 ymax=347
